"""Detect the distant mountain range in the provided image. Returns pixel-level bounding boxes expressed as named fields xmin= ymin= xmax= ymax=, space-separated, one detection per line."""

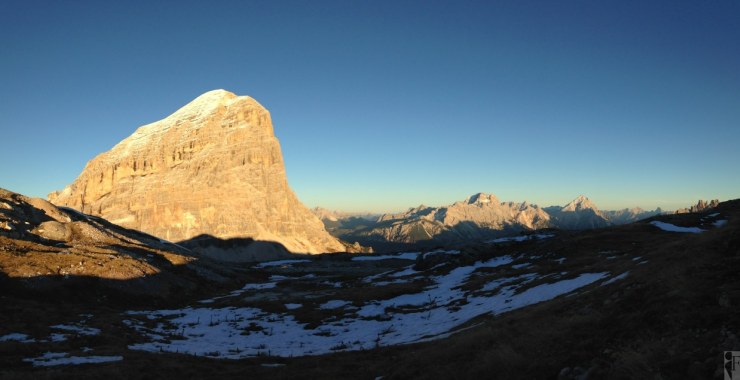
xmin=313 ymin=193 xmax=664 ymax=252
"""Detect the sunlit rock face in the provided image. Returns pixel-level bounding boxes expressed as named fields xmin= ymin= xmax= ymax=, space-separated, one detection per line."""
xmin=50 ymin=90 xmax=344 ymax=254
xmin=368 ymin=193 xmax=552 ymax=244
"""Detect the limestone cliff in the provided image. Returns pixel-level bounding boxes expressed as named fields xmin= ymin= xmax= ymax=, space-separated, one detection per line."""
xmin=49 ymin=89 xmax=344 ymax=255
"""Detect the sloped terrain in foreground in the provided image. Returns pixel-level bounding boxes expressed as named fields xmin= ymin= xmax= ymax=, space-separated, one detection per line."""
xmin=0 ymin=199 xmax=738 ymax=379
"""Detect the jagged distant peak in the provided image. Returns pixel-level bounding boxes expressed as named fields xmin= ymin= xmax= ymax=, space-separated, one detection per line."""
xmin=409 ymin=204 xmax=428 ymax=211
xmin=465 ymin=193 xmax=500 ymax=205
xmin=675 ymin=199 xmax=720 ymax=214
xmin=562 ymin=195 xmax=599 ymax=212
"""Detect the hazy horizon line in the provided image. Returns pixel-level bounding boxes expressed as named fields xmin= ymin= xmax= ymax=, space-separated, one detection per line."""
xmin=307 ymin=193 xmax=734 ymax=216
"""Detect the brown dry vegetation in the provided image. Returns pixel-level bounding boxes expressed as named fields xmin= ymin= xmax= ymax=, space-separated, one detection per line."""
xmin=1 ymin=196 xmax=738 ymax=379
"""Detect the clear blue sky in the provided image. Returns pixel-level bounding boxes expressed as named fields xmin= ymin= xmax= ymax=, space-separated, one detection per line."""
xmin=1 ymin=1 xmax=738 ymax=213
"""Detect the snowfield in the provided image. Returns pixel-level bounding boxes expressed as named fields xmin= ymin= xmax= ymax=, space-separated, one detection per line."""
xmin=650 ymin=221 xmax=704 ymax=233
xmin=487 ymin=234 xmax=555 ymax=244
xmin=24 ymin=352 xmax=123 ymax=367
xmin=0 ymin=333 xmax=35 ymax=343
xmin=351 ymin=252 xmax=420 ymax=261
xmin=254 ymin=259 xmax=311 ymax=268
xmin=125 ymin=255 xmax=609 ymax=359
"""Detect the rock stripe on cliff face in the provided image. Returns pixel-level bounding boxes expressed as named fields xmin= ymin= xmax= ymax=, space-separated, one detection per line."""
xmin=49 ymin=89 xmax=344 ymax=254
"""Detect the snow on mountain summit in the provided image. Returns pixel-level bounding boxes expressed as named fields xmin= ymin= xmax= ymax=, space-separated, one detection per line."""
xmin=465 ymin=193 xmax=500 ymax=206
xmin=561 ymin=195 xmax=599 ymax=212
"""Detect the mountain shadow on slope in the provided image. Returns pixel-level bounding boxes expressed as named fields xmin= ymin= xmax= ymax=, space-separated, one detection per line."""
xmin=0 ymin=187 xmax=249 ymax=304
xmin=337 ymin=220 xmax=531 ymax=253
xmin=176 ymin=234 xmax=296 ymax=262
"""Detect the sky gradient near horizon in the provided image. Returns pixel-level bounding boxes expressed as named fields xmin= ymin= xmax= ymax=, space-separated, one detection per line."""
xmin=1 ymin=1 xmax=739 ymax=213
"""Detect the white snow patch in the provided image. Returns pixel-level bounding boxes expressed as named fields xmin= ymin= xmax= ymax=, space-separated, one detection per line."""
xmin=421 ymin=249 xmax=461 ymax=259
xmin=0 ymin=333 xmax=35 ymax=343
xmin=241 ymin=282 xmax=277 ymax=290
xmin=650 ymin=221 xmax=704 ymax=233
xmin=389 ymin=266 xmax=419 ymax=278
xmin=51 ymin=324 xmax=101 ymax=336
xmin=714 ymin=220 xmax=728 ymax=227
xmin=352 ymin=252 xmax=419 ymax=261
xmin=49 ymin=333 xmax=68 ymax=342
xmin=320 ymin=300 xmax=352 ymax=310
xmin=205 ymin=281 xmax=283 ymax=301
xmin=24 ymin=352 xmax=123 ymax=367
xmin=602 ymin=272 xmax=629 ymax=285
xmin=488 ymin=234 xmax=555 ymax=244
xmin=480 ymin=273 xmax=538 ymax=293
xmin=125 ymin=255 xmax=608 ymax=359
xmin=372 ymin=277 xmax=422 ymax=286
xmin=254 ymin=259 xmax=311 ymax=268
xmin=362 ymin=270 xmax=395 ymax=283
xmin=284 ymin=303 xmax=302 ymax=310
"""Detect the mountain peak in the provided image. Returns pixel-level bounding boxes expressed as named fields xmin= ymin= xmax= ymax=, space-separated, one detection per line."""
xmin=465 ymin=193 xmax=500 ymax=206
xmin=562 ymin=195 xmax=599 ymax=212
xmin=49 ymin=90 xmax=343 ymax=256
xmin=168 ymin=89 xmax=240 ymax=120
xmin=194 ymin=88 xmax=236 ymax=100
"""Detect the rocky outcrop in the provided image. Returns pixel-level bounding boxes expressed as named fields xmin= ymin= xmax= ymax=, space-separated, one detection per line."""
xmin=0 ymin=187 xmax=251 ymax=300
xmin=0 ymin=187 xmax=189 ymax=280
xmin=49 ymin=89 xmax=344 ymax=255
xmin=675 ymin=199 xmax=720 ymax=214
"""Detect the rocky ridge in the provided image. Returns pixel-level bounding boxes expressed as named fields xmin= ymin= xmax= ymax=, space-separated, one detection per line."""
xmin=49 ymin=90 xmax=344 ymax=256
xmin=340 ymin=193 xmax=552 ymax=249
xmin=676 ymin=199 xmax=720 ymax=214
xmin=0 ymin=187 xmax=227 ymax=297
xmin=320 ymin=193 xmax=664 ymax=251
xmin=543 ymin=195 xmax=611 ymax=229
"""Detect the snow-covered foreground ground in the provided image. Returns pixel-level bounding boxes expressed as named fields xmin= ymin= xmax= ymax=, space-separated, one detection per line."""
xmin=24 ymin=352 xmax=123 ymax=367
xmin=649 ymin=221 xmax=704 ymax=233
xmin=487 ymin=233 xmax=555 ymax=244
xmin=125 ymin=256 xmax=611 ymax=359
